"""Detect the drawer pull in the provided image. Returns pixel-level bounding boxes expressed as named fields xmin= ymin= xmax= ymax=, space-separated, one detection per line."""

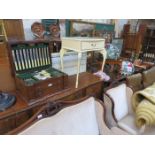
xmin=48 ymin=83 xmax=53 ymax=87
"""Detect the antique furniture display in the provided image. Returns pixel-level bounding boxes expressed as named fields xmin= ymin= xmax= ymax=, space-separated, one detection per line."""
xmin=0 ymin=72 xmax=104 ymax=134
xmin=122 ymin=32 xmax=142 ymax=57
xmin=0 ymin=20 xmax=8 ymax=42
xmin=8 ymin=40 xmax=68 ymax=104
xmin=141 ymin=27 xmax=155 ymax=63
xmin=104 ymin=79 xmax=155 ymax=135
xmin=60 ymin=37 xmax=107 ymax=88
xmin=3 ymin=19 xmax=25 ymax=41
xmin=0 ymin=42 xmax=16 ymax=91
xmin=103 ymin=83 xmax=137 ymax=134
xmin=8 ymin=97 xmax=127 ymax=135
xmin=122 ymin=24 xmax=146 ymax=58
xmin=0 ymin=57 xmax=16 ymax=91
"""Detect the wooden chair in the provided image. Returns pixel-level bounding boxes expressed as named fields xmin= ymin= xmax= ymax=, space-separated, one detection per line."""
xmin=104 ymin=82 xmax=155 ymax=135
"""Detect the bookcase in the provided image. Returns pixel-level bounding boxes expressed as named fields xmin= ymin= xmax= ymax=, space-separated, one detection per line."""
xmin=141 ymin=27 xmax=155 ymax=62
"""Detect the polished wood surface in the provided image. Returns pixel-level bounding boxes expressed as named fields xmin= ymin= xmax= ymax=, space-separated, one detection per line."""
xmin=8 ymin=40 xmax=68 ymax=103
xmin=0 ymin=72 xmax=103 ymax=134
xmin=122 ymin=33 xmax=142 ymax=54
xmin=0 ymin=57 xmax=16 ymax=91
xmin=3 ymin=19 xmax=25 ymax=40
xmin=0 ymin=43 xmax=8 ymax=58
xmin=122 ymin=24 xmax=146 ymax=57
xmin=141 ymin=27 xmax=155 ymax=62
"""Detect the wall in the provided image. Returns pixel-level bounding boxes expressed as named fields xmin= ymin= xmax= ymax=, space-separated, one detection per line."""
xmin=114 ymin=19 xmax=129 ymax=37
xmin=22 ymin=19 xmax=113 ymax=40
xmin=138 ymin=19 xmax=155 ymax=28
xmin=81 ymin=19 xmax=111 ymax=24
xmin=23 ymin=19 xmax=138 ymax=39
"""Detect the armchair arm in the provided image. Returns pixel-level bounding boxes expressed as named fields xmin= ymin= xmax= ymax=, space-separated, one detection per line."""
xmin=95 ymin=99 xmax=128 ymax=135
xmin=126 ymin=87 xmax=134 ymax=114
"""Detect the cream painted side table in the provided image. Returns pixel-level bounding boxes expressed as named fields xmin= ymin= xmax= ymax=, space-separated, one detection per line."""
xmin=60 ymin=37 xmax=107 ymax=88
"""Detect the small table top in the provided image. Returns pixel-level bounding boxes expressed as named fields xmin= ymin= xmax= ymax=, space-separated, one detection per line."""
xmin=62 ymin=37 xmax=105 ymax=41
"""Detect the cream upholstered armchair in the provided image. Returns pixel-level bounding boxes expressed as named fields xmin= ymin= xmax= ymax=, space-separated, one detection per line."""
xmin=7 ymin=97 xmax=127 ymax=135
xmin=104 ymin=83 xmax=155 ymax=135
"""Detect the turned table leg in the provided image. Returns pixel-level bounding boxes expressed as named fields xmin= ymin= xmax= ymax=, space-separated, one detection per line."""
xmin=76 ymin=52 xmax=82 ymax=88
xmin=99 ymin=49 xmax=107 ymax=71
xmin=60 ymin=48 xmax=67 ymax=72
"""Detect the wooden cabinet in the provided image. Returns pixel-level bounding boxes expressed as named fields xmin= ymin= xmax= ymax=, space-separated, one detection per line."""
xmin=122 ymin=32 xmax=142 ymax=57
xmin=0 ymin=57 xmax=16 ymax=91
xmin=122 ymin=24 xmax=147 ymax=58
xmin=0 ymin=72 xmax=103 ymax=134
xmin=0 ymin=115 xmax=16 ymax=134
xmin=3 ymin=19 xmax=25 ymax=40
xmin=0 ymin=43 xmax=8 ymax=58
xmin=141 ymin=27 xmax=155 ymax=62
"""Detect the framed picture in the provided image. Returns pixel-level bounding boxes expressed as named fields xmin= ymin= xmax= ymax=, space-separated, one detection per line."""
xmin=70 ymin=20 xmax=95 ymax=37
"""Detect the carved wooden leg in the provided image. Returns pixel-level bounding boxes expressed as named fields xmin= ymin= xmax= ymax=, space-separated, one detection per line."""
xmin=99 ymin=48 xmax=107 ymax=71
xmin=60 ymin=48 xmax=67 ymax=71
xmin=76 ymin=52 xmax=82 ymax=88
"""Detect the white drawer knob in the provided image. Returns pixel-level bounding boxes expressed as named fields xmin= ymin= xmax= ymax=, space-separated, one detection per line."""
xmin=48 ymin=83 xmax=53 ymax=87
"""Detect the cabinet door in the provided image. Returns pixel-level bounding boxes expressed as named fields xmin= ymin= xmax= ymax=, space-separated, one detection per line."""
xmin=0 ymin=43 xmax=8 ymax=58
xmin=3 ymin=19 xmax=25 ymax=40
xmin=0 ymin=116 xmax=16 ymax=134
xmin=15 ymin=105 xmax=43 ymax=128
xmin=0 ymin=58 xmax=16 ymax=91
xmin=86 ymin=82 xmax=103 ymax=99
xmin=15 ymin=110 xmax=33 ymax=128
xmin=60 ymin=90 xmax=86 ymax=101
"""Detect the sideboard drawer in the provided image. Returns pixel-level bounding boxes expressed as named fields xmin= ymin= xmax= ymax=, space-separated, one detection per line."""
xmin=81 ymin=41 xmax=104 ymax=51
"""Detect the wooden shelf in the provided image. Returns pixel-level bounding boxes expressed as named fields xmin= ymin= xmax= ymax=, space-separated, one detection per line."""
xmin=144 ymin=36 xmax=155 ymax=39
xmin=142 ymin=27 xmax=155 ymax=57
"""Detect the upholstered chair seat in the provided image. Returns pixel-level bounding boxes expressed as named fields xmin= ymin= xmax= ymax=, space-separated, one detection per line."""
xmin=104 ymin=83 xmax=155 ymax=135
xmin=118 ymin=114 xmax=155 ymax=135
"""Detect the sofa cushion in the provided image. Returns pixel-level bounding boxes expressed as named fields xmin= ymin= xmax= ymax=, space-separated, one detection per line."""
xmin=111 ymin=127 xmax=129 ymax=135
xmin=118 ymin=114 xmax=155 ymax=135
xmin=106 ymin=84 xmax=128 ymax=121
xmin=142 ymin=126 xmax=155 ymax=135
xmin=118 ymin=114 xmax=145 ymax=135
xmin=126 ymin=73 xmax=143 ymax=92
xmin=143 ymin=66 xmax=155 ymax=88
xmin=19 ymin=97 xmax=99 ymax=135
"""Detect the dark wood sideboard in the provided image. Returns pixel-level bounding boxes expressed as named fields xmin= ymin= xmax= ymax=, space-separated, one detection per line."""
xmin=0 ymin=72 xmax=103 ymax=134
